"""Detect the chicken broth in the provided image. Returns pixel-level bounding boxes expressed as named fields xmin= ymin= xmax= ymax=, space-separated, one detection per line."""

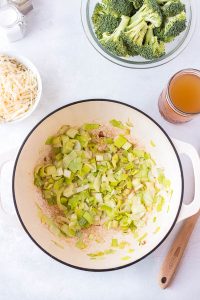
xmin=169 ymin=72 xmax=200 ymax=114
xmin=158 ymin=69 xmax=200 ymax=123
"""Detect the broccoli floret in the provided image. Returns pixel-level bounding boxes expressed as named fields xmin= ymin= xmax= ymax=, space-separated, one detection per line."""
xmin=130 ymin=0 xmax=162 ymax=28
xmin=139 ymin=25 xmax=165 ymax=59
xmin=128 ymin=0 xmax=144 ymax=9
xmin=92 ymin=3 xmax=105 ymax=24
xmin=100 ymin=15 xmax=130 ymax=56
xmin=154 ymin=10 xmax=186 ymax=42
xmin=102 ymin=0 xmax=134 ymax=17
xmin=160 ymin=0 xmax=185 ymax=17
xmin=92 ymin=3 xmax=120 ymax=39
xmin=122 ymin=19 xmax=148 ymax=55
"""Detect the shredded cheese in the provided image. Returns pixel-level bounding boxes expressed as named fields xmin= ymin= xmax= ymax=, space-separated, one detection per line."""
xmin=0 ymin=55 xmax=38 ymax=122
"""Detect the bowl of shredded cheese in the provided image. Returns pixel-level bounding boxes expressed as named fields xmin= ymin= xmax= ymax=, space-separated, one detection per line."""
xmin=0 ymin=53 xmax=42 ymax=123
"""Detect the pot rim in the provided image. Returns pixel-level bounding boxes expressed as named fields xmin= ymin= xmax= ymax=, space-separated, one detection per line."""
xmin=12 ymin=99 xmax=184 ymax=272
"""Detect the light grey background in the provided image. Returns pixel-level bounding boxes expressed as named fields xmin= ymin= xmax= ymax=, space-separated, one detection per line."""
xmin=0 ymin=0 xmax=200 ymax=299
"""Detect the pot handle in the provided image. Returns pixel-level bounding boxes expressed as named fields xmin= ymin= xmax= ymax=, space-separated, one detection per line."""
xmin=0 ymin=149 xmax=18 ymax=216
xmin=172 ymin=139 xmax=200 ymax=222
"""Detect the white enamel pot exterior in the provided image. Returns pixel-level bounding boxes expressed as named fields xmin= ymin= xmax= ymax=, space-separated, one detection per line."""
xmin=11 ymin=100 xmax=200 ymax=271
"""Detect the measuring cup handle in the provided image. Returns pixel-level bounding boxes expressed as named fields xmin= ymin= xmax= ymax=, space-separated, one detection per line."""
xmin=172 ymin=139 xmax=200 ymax=222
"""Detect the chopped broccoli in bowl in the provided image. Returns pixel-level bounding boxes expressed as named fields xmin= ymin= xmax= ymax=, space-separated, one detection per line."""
xmin=160 ymin=0 xmax=185 ymax=17
xmin=102 ymin=0 xmax=135 ymax=17
xmin=129 ymin=0 xmax=144 ymax=10
xmin=154 ymin=10 xmax=186 ymax=42
xmin=90 ymin=0 xmax=188 ymax=61
xmin=130 ymin=0 xmax=163 ymax=28
xmin=140 ymin=25 xmax=165 ymax=59
xmin=100 ymin=15 xmax=131 ymax=56
xmin=122 ymin=19 xmax=148 ymax=56
xmin=92 ymin=3 xmax=121 ymax=38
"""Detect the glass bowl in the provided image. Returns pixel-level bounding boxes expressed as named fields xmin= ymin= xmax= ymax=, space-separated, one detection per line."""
xmin=81 ymin=0 xmax=196 ymax=69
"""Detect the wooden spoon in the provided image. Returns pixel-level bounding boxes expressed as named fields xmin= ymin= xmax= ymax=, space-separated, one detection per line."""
xmin=159 ymin=211 xmax=200 ymax=289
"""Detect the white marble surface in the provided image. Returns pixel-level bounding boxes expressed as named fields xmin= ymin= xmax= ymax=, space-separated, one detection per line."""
xmin=0 ymin=0 xmax=200 ymax=299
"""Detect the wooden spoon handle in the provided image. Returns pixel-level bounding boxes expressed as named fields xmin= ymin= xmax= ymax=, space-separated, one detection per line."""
xmin=159 ymin=212 xmax=200 ymax=289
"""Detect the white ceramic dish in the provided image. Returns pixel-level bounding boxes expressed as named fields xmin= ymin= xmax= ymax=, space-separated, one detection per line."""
xmin=81 ymin=0 xmax=197 ymax=69
xmin=12 ymin=100 xmax=200 ymax=271
xmin=0 ymin=52 xmax=42 ymax=124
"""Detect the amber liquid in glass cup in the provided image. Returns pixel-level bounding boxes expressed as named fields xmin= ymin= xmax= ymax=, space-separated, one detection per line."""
xmin=159 ymin=69 xmax=200 ymax=123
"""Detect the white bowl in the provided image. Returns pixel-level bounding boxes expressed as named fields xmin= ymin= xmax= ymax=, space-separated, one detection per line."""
xmin=0 ymin=52 xmax=42 ymax=124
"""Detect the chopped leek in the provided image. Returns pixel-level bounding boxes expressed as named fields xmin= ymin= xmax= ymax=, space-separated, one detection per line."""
xmin=111 ymin=238 xmax=118 ymax=247
xmin=64 ymin=169 xmax=71 ymax=178
xmin=88 ymin=249 xmax=115 ymax=258
xmin=128 ymin=249 xmax=134 ymax=253
xmin=110 ymin=119 xmax=124 ymax=129
xmin=118 ymin=241 xmax=130 ymax=249
xmin=150 ymin=140 xmax=156 ymax=147
xmin=76 ymin=240 xmax=87 ymax=249
xmin=34 ymin=121 xmax=172 ymax=245
xmin=67 ymin=128 xmax=78 ymax=138
xmin=114 ymin=135 xmax=127 ymax=148
xmin=121 ymin=256 xmax=131 ymax=261
xmin=83 ymin=123 xmax=100 ymax=131
xmin=138 ymin=233 xmax=148 ymax=243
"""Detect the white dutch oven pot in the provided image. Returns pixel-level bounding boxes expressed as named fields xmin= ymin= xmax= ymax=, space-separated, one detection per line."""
xmin=3 ymin=100 xmax=200 ymax=271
